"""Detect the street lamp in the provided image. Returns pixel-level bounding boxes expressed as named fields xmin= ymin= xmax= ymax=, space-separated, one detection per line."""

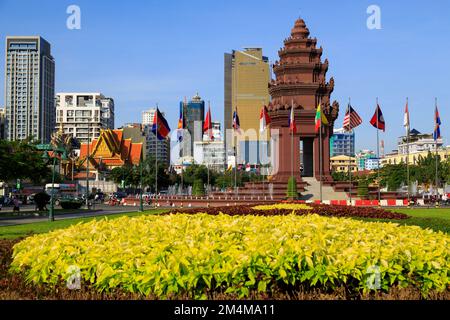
xmin=42 ymin=147 xmax=66 ymax=222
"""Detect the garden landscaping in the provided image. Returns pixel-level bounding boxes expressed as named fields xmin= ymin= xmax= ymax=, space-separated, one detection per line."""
xmin=0 ymin=204 xmax=449 ymax=300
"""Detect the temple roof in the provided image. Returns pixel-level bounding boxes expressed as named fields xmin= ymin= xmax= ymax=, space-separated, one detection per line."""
xmin=79 ymin=129 xmax=143 ymax=168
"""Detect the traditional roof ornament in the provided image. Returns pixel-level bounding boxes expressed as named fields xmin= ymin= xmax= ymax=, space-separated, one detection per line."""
xmin=291 ymin=18 xmax=310 ymax=39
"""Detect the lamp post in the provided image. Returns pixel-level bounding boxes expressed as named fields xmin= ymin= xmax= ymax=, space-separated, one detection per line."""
xmin=85 ymin=121 xmax=91 ymax=209
xmin=139 ymin=155 xmax=144 ymax=212
xmin=43 ymin=148 xmax=67 ymax=222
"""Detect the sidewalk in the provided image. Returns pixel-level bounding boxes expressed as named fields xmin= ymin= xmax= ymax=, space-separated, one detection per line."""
xmin=0 ymin=206 xmax=139 ymax=227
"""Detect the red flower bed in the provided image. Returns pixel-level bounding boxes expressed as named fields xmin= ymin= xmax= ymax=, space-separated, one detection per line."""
xmin=167 ymin=204 xmax=409 ymax=220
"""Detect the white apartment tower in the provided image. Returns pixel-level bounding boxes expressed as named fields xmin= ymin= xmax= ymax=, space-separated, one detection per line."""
xmin=55 ymin=93 xmax=115 ymax=145
xmin=4 ymin=36 xmax=55 ymax=143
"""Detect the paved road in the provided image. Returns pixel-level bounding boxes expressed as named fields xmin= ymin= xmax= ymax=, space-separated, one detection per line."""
xmin=0 ymin=204 xmax=147 ymax=227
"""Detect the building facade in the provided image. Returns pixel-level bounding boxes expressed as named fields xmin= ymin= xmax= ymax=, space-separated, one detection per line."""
xmin=193 ymin=141 xmax=226 ymax=172
xmin=381 ymin=147 xmax=450 ymax=166
xmin=365 ymin=158 xmax=380 ymax=171
xmin=330 ymin=128 xmax=355 ymax=157
xmin=224 ymin=48 xmax=270 ymax=160
xmin=356 ymin=149 xmax=377 ymax=171
xmin=56 ymin=93 xmax=114 ymax=145
xmin=4 ymin=36 xmax=55 ymax=143
xmin=180 ymin=94 xmax=205 ymax=157
xmin=142 ymin=108 xmax=170 ymax=166
xmin=330 ymin=155 xmax=357 ymax=173
xmin=398 ymin=129 xmax=443 ymax=155
xmin=0 ymin=108 xmax=5 ymax=139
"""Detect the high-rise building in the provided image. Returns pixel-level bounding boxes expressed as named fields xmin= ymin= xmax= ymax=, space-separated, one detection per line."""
xmin=142 ymin=109 xmax=156 ymax=126
xmin=4 ymin=36 xmax=55 ymax=143
xmin=180 ymin=93 xmax=205 ymax=157
xmin=224 ymin=48 xmax=270 ymax=162
xmin=330 ymin=128 xmax=355 ymax=157
xmin=0 ymin=108 xmax=5 ymax=140
xmin=142 ymin=108 xmax=170 ymax=166
xmin=55 ymin=93 xmax=115 ymax=145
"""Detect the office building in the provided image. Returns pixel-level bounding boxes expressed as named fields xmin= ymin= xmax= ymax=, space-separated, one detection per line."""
xmin=142 ymin=108 xmax=170 ymax=166
xmin=224 ymin=48 xmax=270 ymax=161
xmin=330 ymin=128 xmax=355 ymax=157
xmin=180 ymin=93 xmax=205 ymax=157
xmin=55 ymin=93 xmax=115 ymax=145
xmin=0 ymin=108 xmax=5 ymax=139
xmin=193 ymin=140 xmax=226 ymax=173
xmin=5 ymin=36 xmax=55 ymax=143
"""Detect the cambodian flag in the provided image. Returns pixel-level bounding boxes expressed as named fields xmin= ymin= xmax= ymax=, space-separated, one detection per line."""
xmin=434 ymin=105 xmax=441 ymax=141
xmin=152 ymin=108 xmax=171 ymax=140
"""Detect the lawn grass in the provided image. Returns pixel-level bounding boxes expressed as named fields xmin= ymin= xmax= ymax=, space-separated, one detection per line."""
xmin=0 ymin=209 xmax=168 ymax=240
xmin=1 ymin=207 xmax=450 ymax=240
xmin=355 ymin=208 xmax=450 ymax=234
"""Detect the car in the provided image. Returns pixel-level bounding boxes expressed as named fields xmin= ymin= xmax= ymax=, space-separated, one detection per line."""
xmin=112 ymin=191 xmax=127 ymax=200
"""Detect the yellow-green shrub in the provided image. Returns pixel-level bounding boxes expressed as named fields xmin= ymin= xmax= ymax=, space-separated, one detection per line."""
xmin=11 ymin=214 xmax=450 ymax=298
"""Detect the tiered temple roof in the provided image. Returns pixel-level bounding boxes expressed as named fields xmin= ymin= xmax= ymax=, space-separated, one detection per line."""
xmin=78 ymin=129 xmax=142 ymax=170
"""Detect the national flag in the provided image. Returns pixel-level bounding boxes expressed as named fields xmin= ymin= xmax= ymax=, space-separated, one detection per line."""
xmin=343 ymin=104 xmax=362 ymax=131
xmin=404 ymin=101 xmax=410 ymax=134
xmin=434 ymin=105 xmax=441 ymax=141
xmin=259 ymin=105 xmax=271 ymax=133
xmin=151 ymin=108 xmax=171 ymax=140
xmin=314 ymin=104 xmax=328 ymax=133
xmin=289 ymin=106 xmax=297 ymax=134
xmin=203 ymin=105 xmax=213 ymax=140
xmin=370 ymin=104 xmax=385 ymax=132
xmin=233 ymin=107 xmax=241 ymax=134
xmin=177 ymin=101 xmax=184 ymax=142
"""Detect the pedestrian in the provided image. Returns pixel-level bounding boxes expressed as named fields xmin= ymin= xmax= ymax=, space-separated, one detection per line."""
xmin=13 ymin=197 xmax=20 ymax=212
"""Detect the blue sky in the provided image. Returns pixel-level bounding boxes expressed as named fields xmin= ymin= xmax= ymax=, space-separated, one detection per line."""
xmin=0 ymin=0 xmax=449 ymax=153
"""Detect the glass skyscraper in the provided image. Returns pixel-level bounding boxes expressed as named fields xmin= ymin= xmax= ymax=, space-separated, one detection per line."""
xmin=181 ymin=93 xmax=205 ymax=156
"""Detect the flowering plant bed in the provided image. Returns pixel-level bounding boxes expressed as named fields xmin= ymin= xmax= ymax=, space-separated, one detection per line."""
xmin=168 ymin=204 xmax=409 ymax=220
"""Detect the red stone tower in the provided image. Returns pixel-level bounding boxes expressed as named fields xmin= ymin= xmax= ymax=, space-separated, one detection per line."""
xmin=268 ymin=18 xmax=339 ymax=183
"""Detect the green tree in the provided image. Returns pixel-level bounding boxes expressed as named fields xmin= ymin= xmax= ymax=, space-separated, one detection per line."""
xmin=357 ymin=179 xmax=369 ymax=199
xmin=192 ymin=179 xmax=205 ymax=196
xmin=0 ymin=140 xmax=51 ymax=184
xmin=286 ymin=176 xmax=299 ymax=199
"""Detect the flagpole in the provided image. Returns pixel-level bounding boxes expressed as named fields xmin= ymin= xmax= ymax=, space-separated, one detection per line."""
xmin=155 ymin=105 xmax=158 ymax=206
xmin=406 ymin=97 xmax=410 ymax=206
xmin=435 ymin=97 xmax=439 ymax=206
xmin=234 ymin=133 xmax=237 ymax=199
xmin=291 ymin=100 xmax=294 ymax=180
xmin=376 ymin=98 xmax=380 ymax=204
xmin=348 ymin=98 xmax=353 ymax=205
xmin=319 ymin=98 xmax=323 ymax=203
